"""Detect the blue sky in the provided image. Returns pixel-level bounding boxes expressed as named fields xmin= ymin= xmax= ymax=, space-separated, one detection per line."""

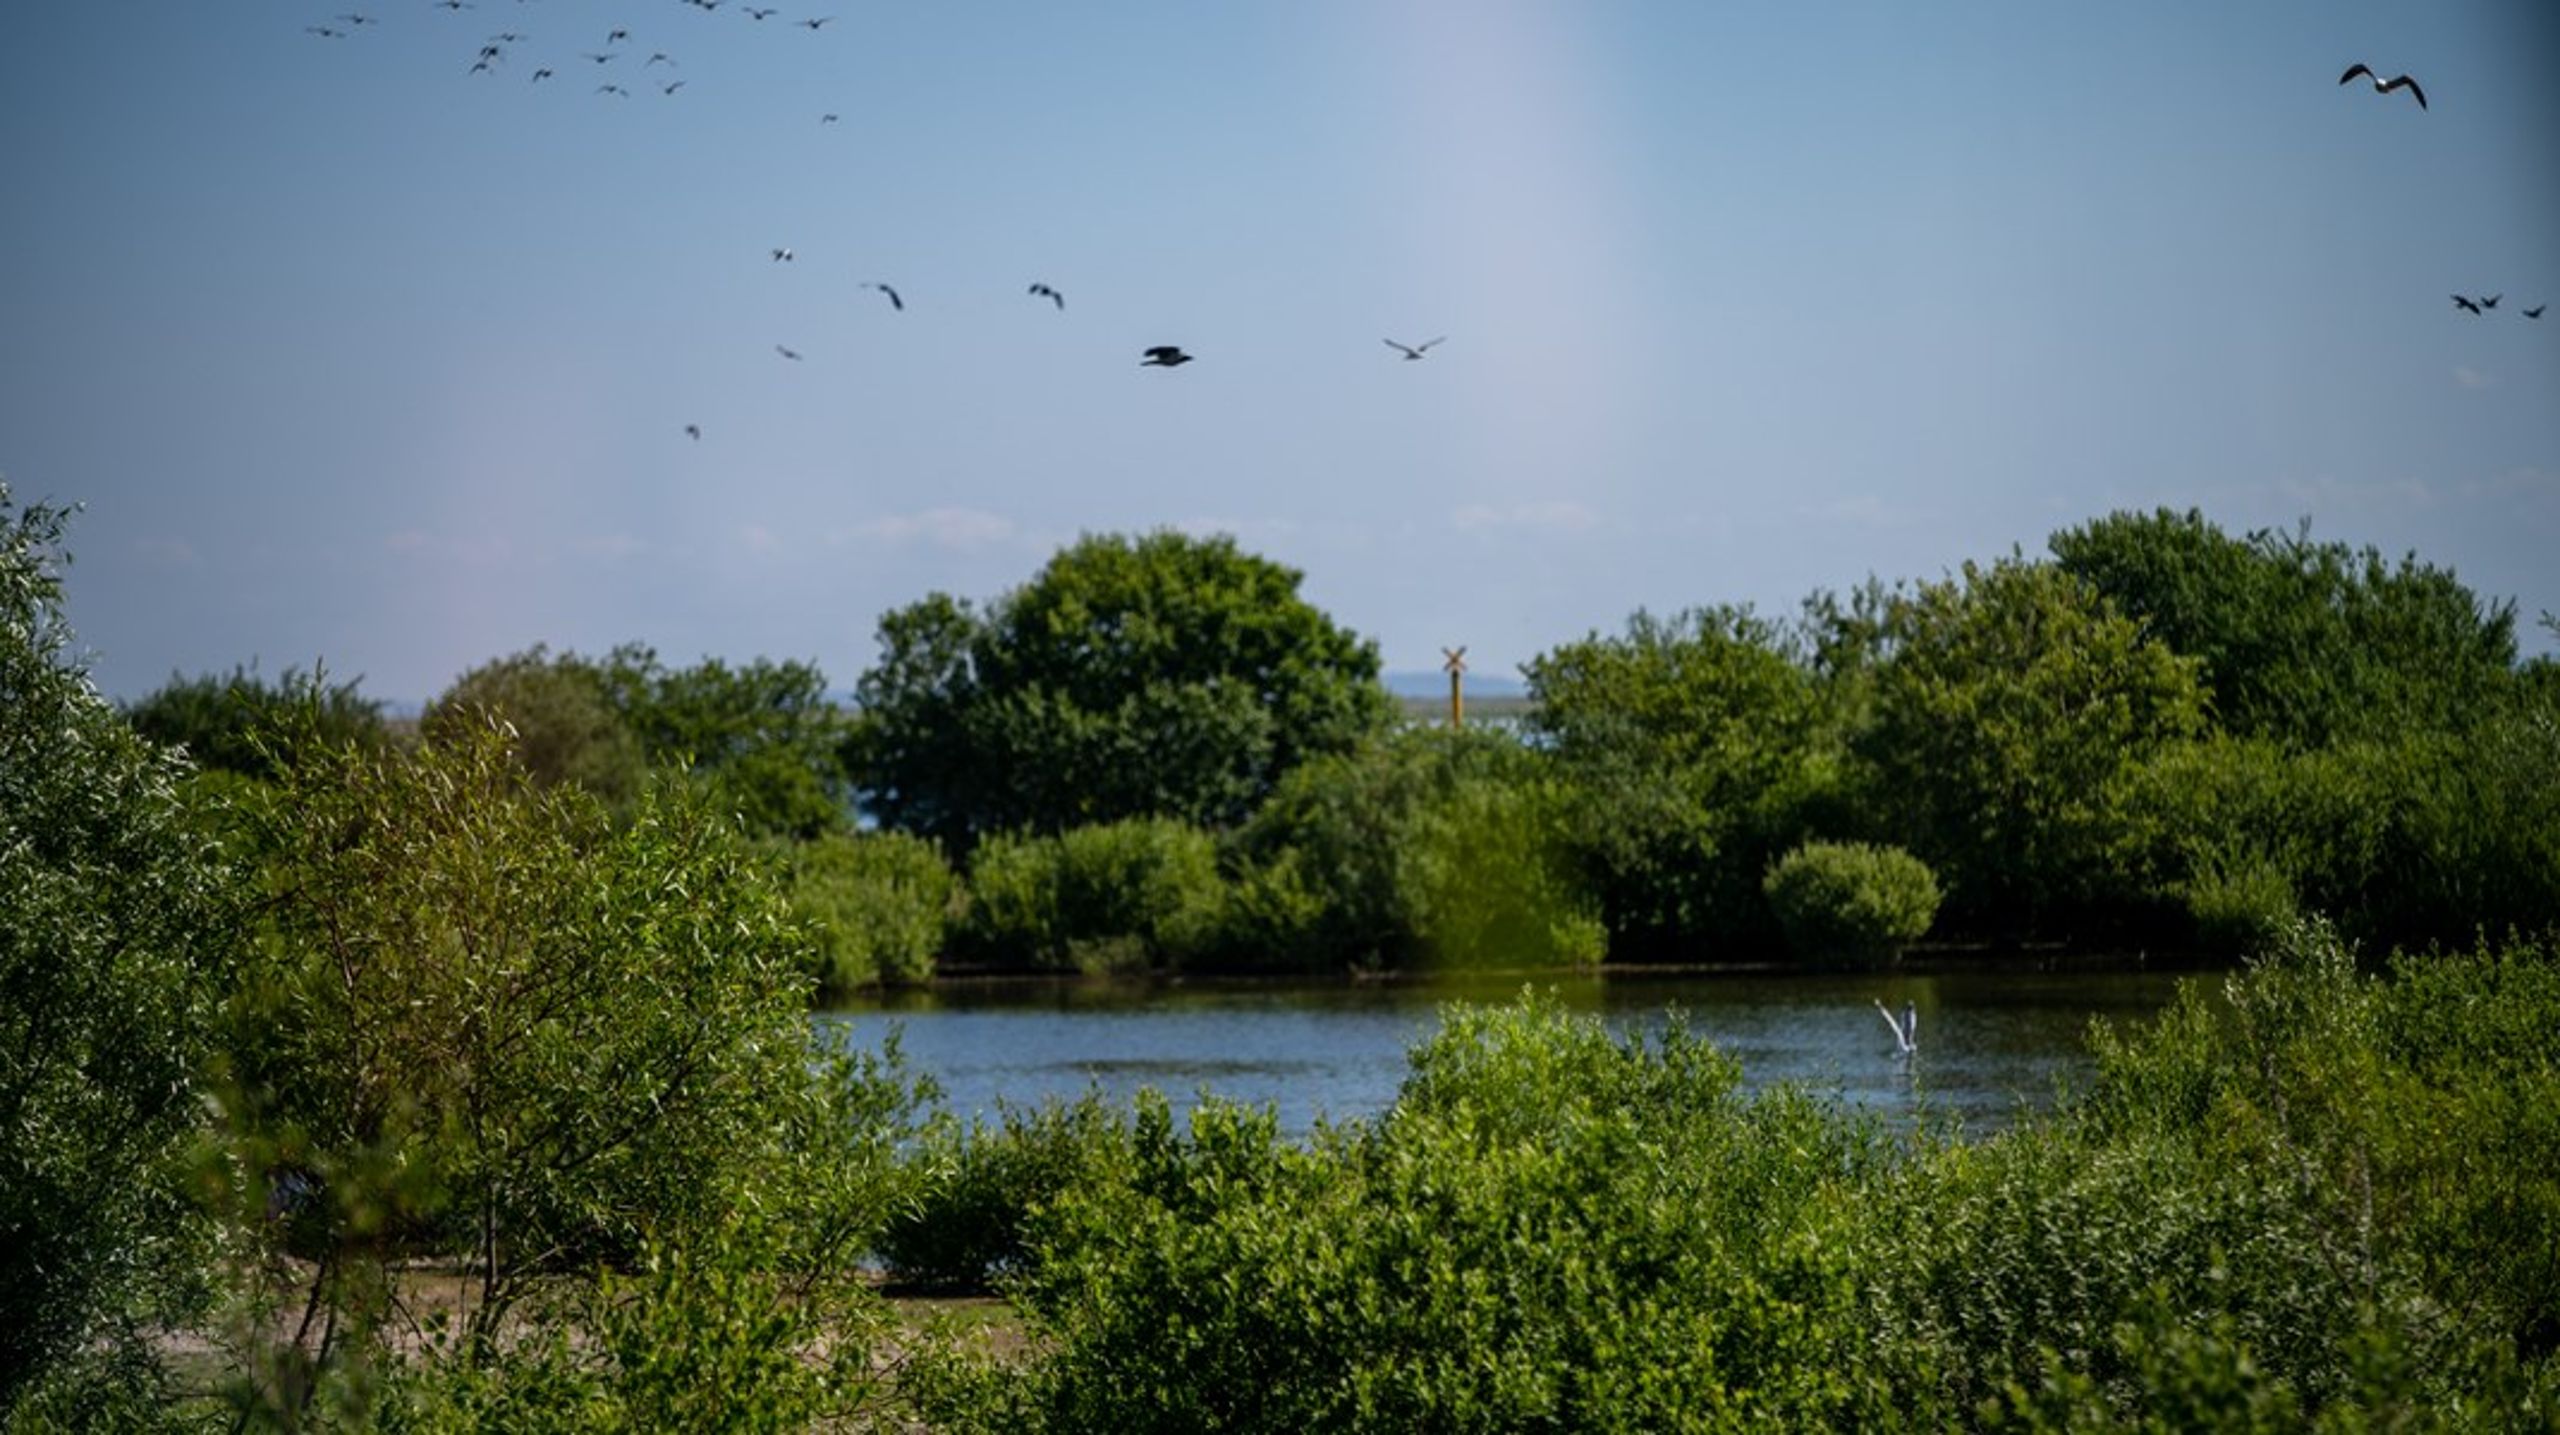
xmin=4 ymin=1 xmax=2554 ymax=703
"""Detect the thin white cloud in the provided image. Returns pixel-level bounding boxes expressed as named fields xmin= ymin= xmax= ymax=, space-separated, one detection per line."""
xmin=1451 ymin=500 xmax=1599 ymax=533
xmin=833 ymin=507 xmax=1023 ymax=553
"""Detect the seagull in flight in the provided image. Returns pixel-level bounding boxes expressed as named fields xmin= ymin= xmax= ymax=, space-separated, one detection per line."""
xmin=607 ymin=27 xmax=630 ymax=43
xmin=307 ymin=25 xmax=348 ymax=37
xmin=1028 ymin=282 xmax=1064 ymax=310
xmin=771 ymin=247 xmax=793 ymax=261
xmin=684 ymin=423 xmax=701 ymax=440
xmin=2453 ymin=294 xmax=2483 ymax=315
xmin=339 ymin=12 xmax=377 ymax=22
xmin=1140 ymin=345 xmax=1194 ymax=367
xmin=775 ymin=344 xmax=803 ymax=361
xmin=646 ymin=52 xmax=675 ymax=66
xmin=531 ymin=67 xmax=553 ymax=81
xmin=661 ymin=80 xmax=685 ymax=95
xmin=801 ymin=16 xmax=834 ymax=29
xmin=1874 ymin=999 xmax=1918 ymax=1057
xmin=820 ymin=113 xmax=839 ymax=124
xmin=863 ymin=282 xmax=903 ymax=311
xmin=2481 ymin=294 xmax=2502 ymax=310
xmin=1383 ymin=336 xmax=1445 ymax=361
xmin=595 ymin=83 xmax=629 ymax=97
xmin=2526 ymin=305 xmax=2546 ymax=320
xmin=2338 ymin=63 xmax=2425 ymax=109
xmin=743 ymin=5 xmax=776 ymax=15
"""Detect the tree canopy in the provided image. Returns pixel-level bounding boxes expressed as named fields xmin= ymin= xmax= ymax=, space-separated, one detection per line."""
xmin=852 ymin=531 xmax=1395 ymax=848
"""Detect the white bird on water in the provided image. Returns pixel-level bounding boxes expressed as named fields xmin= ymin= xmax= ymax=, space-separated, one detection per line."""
xmin=1874 ymin=999 xmax=1918 ymax=1057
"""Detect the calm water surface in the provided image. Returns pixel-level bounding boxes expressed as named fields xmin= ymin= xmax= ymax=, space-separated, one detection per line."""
xmin=814 ymin=968 xmax=2205 ymax=1138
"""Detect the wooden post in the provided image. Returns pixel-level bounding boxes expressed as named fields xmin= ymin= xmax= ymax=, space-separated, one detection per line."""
xmin=1442 ymin=646 xmax=1467 ymax=730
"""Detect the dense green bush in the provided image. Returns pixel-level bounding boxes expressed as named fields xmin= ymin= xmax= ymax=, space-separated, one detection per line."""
xmin=210 ymin=716 xmax=835 ymax=1379
xmin=426 ymin=643 xmax=646 ymax=810
xmin=877 ymin=1094 xmax=1133 ymax=1293
xmin=2 ymin=488 xmax=234 ymax=1414
xmin=961 ymin=817 xmax=1228 ymax=973
xmin=782 ymin=829 xmax=954 ymax=991
xmin=125 ymin=662 xmax=391 ymax=781
xmin=1761 ymin=840 xmax=1940 ymax=964
xmin=1230 ymin=728 xmax=1603 ymax=971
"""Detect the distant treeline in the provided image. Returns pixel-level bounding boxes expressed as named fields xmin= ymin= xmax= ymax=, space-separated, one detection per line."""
xmin=123 ymin=511 xmax=2560 ymax=986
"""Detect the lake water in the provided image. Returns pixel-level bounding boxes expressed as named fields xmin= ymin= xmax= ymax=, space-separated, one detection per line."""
xmin=815 ymin=967 xmax=2204 ymax=1138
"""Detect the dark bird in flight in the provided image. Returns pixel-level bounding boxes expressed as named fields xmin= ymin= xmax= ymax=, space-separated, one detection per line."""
xmin=2481 ymin=294 xmax=2501 ymax=310
xmin=2339 ymin=64 xmax=2425 ymax=109
xmin=662 ymin=80 xmax=685 ymax=95
xmin=646 ymin=52 xmax=674 ymax=66
xmin=2526 ymin=305 xmax=2546 ymax=319
xmin=801 ymin=16 xmax=834 ymax=29
xmin=435 ymin=0 xmax=472 ymax=10
xmin=1140 ymin=345 xmax=1194 ymax=367
xmin=584 ymin=51 xmax=617 ymax=63
xmin=2452 ymin=294 xmax=2483 ymax=315
xmin=596 ymin=83 xmax=629 ymax=97
xmin=775 ymin=344 xmax=803 ymax=361
xmin=339 ymin=12 xmax=376 ymax=22
xmin=863 ymin=282 xmax=903 ymax=311
xmin=685 ymin=423 xmax=701 ymax=440
xmin=743 ymin=5 xmax=776 ymax=15
xmin=470 ymin=58 xmax=494 ymax=73
xmin=307 ymin=25 xmax=347 ymax=37
xmin=820 ymin=113 xmax=839 ymax=123
xmin=531 ymin=67 xmax=553 ymax=81
xmin=1029 ymin=283 xmax=1064 ymax=309
xmin=771 ymin=247 xmax=793 ymax=261
xmin=607 ymin=27 xmax=630 ymax=43
xmin=1383 ymin=336 xmax=1445 ymax=360
xmin=488 ymin=31 xmax=524 ymax=43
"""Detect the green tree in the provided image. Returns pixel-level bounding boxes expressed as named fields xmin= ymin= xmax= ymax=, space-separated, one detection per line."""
xmin=1525 ymin=606 xmax=1830 ymax=954
xmin=852 ymin=531 xmax=1395 ymax=847
xmin=1859 ymin=557 xmax=2206 ymax=933
xmin=1231 ymin=727 xmax=1600 ymax=971
xmin=124 ymin=662 xmax=390 ymax=781
xmin=1 ymin=486 xmax=233 ymax=1412
xmin=213 ymin=715 xmax=828 ymax=1372
xmin=2050 ymin=508 xmax=2518 ymax=746
xmin=599 ymin=644 xmax=855 ymax=839
xmin=425 ymin=644 xmax=647 ymax=808
xmin=782 ymin=830 xmax=955 ymax=991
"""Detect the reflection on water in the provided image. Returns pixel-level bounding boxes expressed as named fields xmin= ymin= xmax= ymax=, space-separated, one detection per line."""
xmin=814 ymin=967 xmax=2204 ymax=1138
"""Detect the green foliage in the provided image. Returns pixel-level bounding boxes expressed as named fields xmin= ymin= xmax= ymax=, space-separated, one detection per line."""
xmin=1527 ymin=606 xmax=1832 ymax=954
xmin=878 ymin=1094 xmax=1134 ymax=1292
xmin=1762 ymin=840 xmax=1940 ymax=964
xmin=1859 ymin=556 xmax=2208 ymax=933
xmin=1 ymin=485 xmax=233 ymax=1413
xmin=432 ymin=643 xmax=854 ymax=838
xmin=2052 ymin=508 xmax=2519 ymax=748
xmin=425 ymin=644 xmax=645 ymax=809
xmin=212 ymin=716 xmax=826 ymax=1366
xmin=596 ymin=644 xmax=855 ymax=840
xmin=781 ymin=829 xmax=954 ymax=991
xmin=124 ymin=662 xmax=392 ymax=782
xmin=852 ymin=530 xmax=1395 ymax=847
xmin=2084 ymin=922 xmax=2560 ymax=1369
xmin=931 ymin=996 xmax=1890 ymax=1432
xmin=1231 ymin=727 xmax=1602 ymax=971
xmin=375 ymin=1234 xmax=895 ymax=1434
xmin=960 ymin=817 xmax=1228 ymax=973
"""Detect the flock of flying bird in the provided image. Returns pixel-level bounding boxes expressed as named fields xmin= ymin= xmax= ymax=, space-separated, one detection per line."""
xmin=302 ymin=0 xmax=1460 ymax=444
xmin=2336 ymin=62 xmax=2544 ymax=324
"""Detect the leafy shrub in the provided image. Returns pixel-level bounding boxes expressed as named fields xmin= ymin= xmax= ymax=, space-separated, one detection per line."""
xmin=877 ymin=1094 xmax=1133 ymax=1293
xmin=782 ymin=830 xmax=954 ymax=991
xmin=125 ymin=662 xmax=391 ymax=781
xmin=2 ymin=487 xmax=234 ymax=1415
xmin=1762 ymin=840 xmax=1940 ymax=964
xmin=960 ymin=818 xmax=1227 ymax=973
xmin=1231 ymin=728 xmax=1603 ymax=971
